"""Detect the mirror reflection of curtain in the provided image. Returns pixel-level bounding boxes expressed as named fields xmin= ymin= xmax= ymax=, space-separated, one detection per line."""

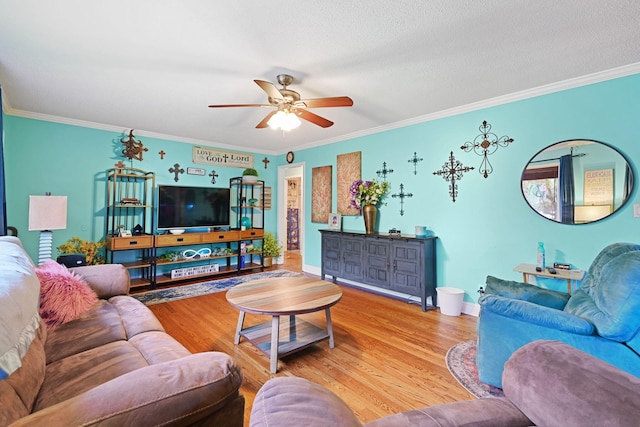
xmin=624 ymin=163 xmax=633 ymax=200
xmin=559 ymin=154 xmax=575 ymax=223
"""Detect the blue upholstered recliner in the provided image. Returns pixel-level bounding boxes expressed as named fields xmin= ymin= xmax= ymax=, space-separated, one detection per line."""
xmin=477 ymin=242 xmax=640 ymax=388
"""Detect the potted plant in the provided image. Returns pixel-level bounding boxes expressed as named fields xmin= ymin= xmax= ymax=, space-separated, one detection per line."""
xmin=57 ymin=236 xmax=107 ymax=265
xmin=242 ymin=167 xmax=259 ymax=183
xmin=261 ymin=232 xmax=282 ymax=267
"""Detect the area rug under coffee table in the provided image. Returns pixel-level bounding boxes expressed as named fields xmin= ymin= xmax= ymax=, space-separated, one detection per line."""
xmin=132 ymin=270 xmax=302 ymax=305
xmin=446 ymin=340 xmax=505 ymax=398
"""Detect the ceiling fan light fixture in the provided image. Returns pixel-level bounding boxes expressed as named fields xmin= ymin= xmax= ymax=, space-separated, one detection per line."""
xmin=268 ymin=110 xmax=301 ymax=131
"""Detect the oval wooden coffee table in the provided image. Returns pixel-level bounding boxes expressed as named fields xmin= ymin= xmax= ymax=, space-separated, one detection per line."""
xmin=226 ymin=276 xmax=342 ymax=373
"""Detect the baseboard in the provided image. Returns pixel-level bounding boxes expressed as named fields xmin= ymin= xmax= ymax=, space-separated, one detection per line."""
xmin=304 ymin=264 xmax=480 ymax=317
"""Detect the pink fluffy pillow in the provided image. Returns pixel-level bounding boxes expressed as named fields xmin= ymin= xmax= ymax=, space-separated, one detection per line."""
xmin=35 ymin=260 xmax=98 ymax=330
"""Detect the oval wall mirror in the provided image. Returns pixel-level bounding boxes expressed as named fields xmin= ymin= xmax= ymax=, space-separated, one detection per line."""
xmin=521 ymin=139 xmax=634 ymax=224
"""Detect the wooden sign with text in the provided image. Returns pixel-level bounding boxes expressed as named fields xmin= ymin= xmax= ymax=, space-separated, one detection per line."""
xmin=192 ymin=146 xmax=254 ymax=169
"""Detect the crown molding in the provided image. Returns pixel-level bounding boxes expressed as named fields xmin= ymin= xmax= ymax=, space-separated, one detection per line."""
xmin=295 ymin=63 xmax=640 ymax=152
xmin=4 ymin=63 xmax=639 ymax=155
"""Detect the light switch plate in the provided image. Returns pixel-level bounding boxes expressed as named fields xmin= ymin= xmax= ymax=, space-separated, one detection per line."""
xmin=634 ymin=204 xmax=640 ymax=218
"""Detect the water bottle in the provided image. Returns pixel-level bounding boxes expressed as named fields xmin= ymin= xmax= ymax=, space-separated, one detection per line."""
xmin=537 ymin=242 xmax=546 ymax=270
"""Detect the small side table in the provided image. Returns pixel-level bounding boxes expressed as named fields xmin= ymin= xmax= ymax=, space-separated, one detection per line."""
xmin=513 ymin=263 xmax=585 ymax=294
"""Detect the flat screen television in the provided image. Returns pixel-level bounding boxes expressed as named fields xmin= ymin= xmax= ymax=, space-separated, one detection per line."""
xmin=157 ymin=185 xmax=230 ymax=230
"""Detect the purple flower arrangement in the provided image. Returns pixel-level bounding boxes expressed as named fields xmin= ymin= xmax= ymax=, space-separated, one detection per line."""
xmin=349 ymin=179 xmax=391 ymax=210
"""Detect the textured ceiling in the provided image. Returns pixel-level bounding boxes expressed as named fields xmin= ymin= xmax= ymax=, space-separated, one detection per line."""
xmin=1 ymin=1 xmax=640 ymax=154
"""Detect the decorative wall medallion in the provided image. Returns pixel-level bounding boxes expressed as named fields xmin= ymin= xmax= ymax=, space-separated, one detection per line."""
xmin=391 ymin=183 xmax=413 ymax=216
xmin=120 ymin=130 xmax=148 ymax=161
xmin=460 ymin=120 xmax=514 ymax=178
xmin=376 ymin=161 xmax=394 ymax=180
xmin=286 ymin=151 xmax=295 ymax=164
xmin=169 ymin=163 xmax=184 ymax=182
xmin=433 ymin=151 xmax=474 ymax=202
xmin=408 ymin=152 xmax=423 ymax=175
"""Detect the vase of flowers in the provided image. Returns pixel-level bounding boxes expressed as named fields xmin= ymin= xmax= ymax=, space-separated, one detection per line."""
xmin=349 ymin=179 xmax=390 ymax=234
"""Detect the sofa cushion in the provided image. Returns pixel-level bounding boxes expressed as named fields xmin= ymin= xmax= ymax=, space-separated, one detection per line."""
xmin=366 ymin=398 xmax=532 ymax=427
xmin=0 ymin=323 xmax=46 ymax=426
xmin=0 ymin=236 xmax=41 ymax=380
xmin=251 ymin=377 xmax=363 ymax=427
xmin=503 ymin=340 xmax=640 ymax=427
xmin=35 ymin=339 xmax=151 ymax=411
xmin=44 ymin=300 xmax=127 ymax=364
xmin=564 ymin=251 xmax=640 ymax=341
xmin=485 ymin=275 xmax=570 ymax=310
xmin=36 ymin=260 xmax=98 ymax=330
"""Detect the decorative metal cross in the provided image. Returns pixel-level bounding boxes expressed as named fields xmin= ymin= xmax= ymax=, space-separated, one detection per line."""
xmin=262 ymin=157 xmax=270 ymax=169
xmin=408 ymin=152 xmax=423 ymax=175
xmin=169 ymin=163 xmax=184 ymax=182
xmin=391 ymin=183 xmax=413 ymax=216
xmin=460 ymin=120 xmax=514 ymax=178
xmin=433 ymin=151 xmax=474 ymax=202
xmin=376 ymin=161 xmax=394 ymax=180
xmin=209 ymin=169 xmax=218 ymax=184
xmin=114 ymin=160 xmax=126 ymax=169
xmin=159 ymin=150 xmax=166 ymax=160
xmin=120 ymin=129 xmax=148 ymax=161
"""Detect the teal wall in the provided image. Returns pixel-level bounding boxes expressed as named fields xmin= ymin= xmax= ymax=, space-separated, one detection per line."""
xmin=296 ymin=73 xmax=639 ymax=300
xmin=3 ymin=120 xmax=278 ymax=261
xmin=4 ymin=73 xmax=639 ymax=303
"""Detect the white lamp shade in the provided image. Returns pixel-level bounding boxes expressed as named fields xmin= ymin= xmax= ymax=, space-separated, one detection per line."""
xmin=28 ymin=196 xmax=68 ymax=231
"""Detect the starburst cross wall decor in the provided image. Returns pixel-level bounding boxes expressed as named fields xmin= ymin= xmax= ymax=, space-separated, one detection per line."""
xmin=120 ymin=129 xmax=148 ymax=162
xmin=433 ymin=151 xmax=474 ymax=202
xmin=460 ymin=120 xmax=514 ymax=178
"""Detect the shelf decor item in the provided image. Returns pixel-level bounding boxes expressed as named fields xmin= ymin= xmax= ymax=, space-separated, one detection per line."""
xmin=262 ymin=232 xmax=283 ymax=267
xmin=242 ymin=167 xmax=258 ymax=183
xmin=349 ymin=179 xmax=390 ymax=234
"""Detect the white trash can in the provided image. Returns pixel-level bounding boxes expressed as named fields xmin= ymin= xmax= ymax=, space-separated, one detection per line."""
xmin=436 ymin=287 xmax=464 ymax=316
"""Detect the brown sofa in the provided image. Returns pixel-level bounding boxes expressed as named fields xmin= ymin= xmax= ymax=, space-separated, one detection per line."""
xmin=250 ymin=340 xmax=640 ymax=427
xmin=0 ymin=236 xmax=244 ymax=426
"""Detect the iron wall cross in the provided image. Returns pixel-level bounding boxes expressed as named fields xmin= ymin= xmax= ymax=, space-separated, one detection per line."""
xmin=391 ymin=183 xmax=413 ymax=216
xmin=433 ymin=151 xmax=474 ymax=202
xmin=169 ymin=163 xmax=184 ymax=182
xmin=408 ymin=152 xmax=423 ymax=175
xmin=209 ymin=169 xmax=218 ymax=184
xmin=376 ymin=161 xmax=394 ymax=180
xmin=460 ymin=120 xmax=514 ymax=178
xmin=262 ymin=157 xmax=270 ymax=169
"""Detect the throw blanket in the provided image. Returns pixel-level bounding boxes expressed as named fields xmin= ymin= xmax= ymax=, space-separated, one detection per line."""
xmin=0 ymin=237 xmax=41 ymax=379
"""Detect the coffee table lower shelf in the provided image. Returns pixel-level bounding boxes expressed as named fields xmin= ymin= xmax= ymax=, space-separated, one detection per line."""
xmin=240 ymin=316 xmax=330 ymax=363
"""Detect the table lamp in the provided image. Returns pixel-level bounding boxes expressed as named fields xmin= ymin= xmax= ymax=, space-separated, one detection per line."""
xmin=28 ymin=194 xmax=67 ymax=265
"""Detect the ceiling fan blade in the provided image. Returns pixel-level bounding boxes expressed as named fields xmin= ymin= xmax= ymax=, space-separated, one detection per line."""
xmin=300 ymin=96 xmax=353 ymax=108
xmin=208 ymin=103 xmax=270 ymax=108
xmin=254 ymin=80 xmax=283 ymax=101
xmin=256 ymin=110 xmax=277 ymax=128
xmin=297 ymin=109 xmax=334 ymax=128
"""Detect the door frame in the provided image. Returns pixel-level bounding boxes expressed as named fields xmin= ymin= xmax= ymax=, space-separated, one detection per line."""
xmin=277 ymin=162 xmax=304 ymax=265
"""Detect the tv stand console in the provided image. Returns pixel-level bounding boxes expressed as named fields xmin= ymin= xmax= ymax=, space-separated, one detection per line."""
xmin=154 ymin=229 xmax=264 ymax=287
xmin=320 ymin=230 xmax=437 ymax=311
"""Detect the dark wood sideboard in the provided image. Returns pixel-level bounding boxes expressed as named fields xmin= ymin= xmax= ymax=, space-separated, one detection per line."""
xmin=320 ymin=230 xmax=437 ymax=311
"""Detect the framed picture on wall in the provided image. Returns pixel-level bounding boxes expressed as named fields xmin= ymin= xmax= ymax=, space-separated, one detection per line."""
xmin=328 ymin=213 xmax=342 ymax=230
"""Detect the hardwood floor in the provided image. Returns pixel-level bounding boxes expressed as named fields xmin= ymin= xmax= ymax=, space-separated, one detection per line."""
xmin=148 ymin=253 xmax=478 ymax=426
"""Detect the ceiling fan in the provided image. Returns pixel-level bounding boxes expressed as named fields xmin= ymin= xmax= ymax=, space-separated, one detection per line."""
xmin=208 ymin=74 xmax=353 ymax=130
